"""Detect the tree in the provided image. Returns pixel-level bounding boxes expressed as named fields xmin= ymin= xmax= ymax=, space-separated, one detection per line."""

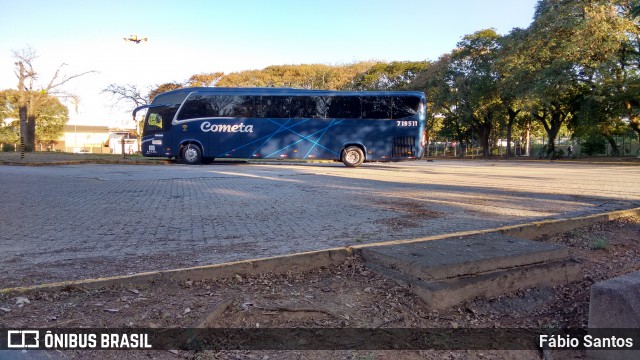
xmin=13 ymin=48 xmax=94 ymax=151
xmin=186 ymin=72 xmax=224 ymax=87
xmin=102 ymin=83 xmax=149 ymax=109
xmin=216 ymin=62 xmax=376 ymax=90
xmin=0 ymin=90 xmax=19 ymax=147
xmin=502 ymin=0 xmax=640 ymax=157
xmin=496 ymin=28 xmax=530 ymax=158
xmin=147 ymin=82 xmax=183 ymax=103
xmin=413 ymin=53 xmax=469 ymax=155
xmin=349 ymin=61 xmax=431 ymax=91
xmin=0 ymin=89 xmax=68 ymax=150
xmin=605 ymin=1 xmax=640 ymax=140
xmin=34 ymin=95 xmax=68 ymax=150
xmin=503 ymin=1 xmax=585 ymax=157
xmin=448 ymin=29 xmax=503 ymax=158
xmin=104 ymin=73 xmax=224 ymax=108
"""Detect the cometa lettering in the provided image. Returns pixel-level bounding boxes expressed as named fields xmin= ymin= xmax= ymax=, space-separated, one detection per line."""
xmin=201 ymin=122 xmax=253 ymax=133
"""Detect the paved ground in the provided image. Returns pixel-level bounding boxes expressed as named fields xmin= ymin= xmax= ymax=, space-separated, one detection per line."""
xmin=1 ymin=160 xmax=638 ymax=288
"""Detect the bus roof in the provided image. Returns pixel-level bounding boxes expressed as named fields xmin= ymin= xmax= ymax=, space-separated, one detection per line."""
xmin=152 ymin=87 xmax=426 ymax=104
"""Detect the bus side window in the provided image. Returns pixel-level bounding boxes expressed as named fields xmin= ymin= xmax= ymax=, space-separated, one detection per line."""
xmin=290 ymin=96 xmax=325 ymax=118
xmin=327 ymin=96 xmax=361 ymax=119
xmin=177 ymin=95 xmax=208 ymax=120
xmin=362 ymin=96 xmax=391 ymax=119
xmin=316 ymin=96 xmax=329 ymax=119
xmin=392 ymin=96 xmax=420 ymax=119
xmin=224 ymin=96 xmax=254 ymax=117
xmin=263 ymin=96 xmax=291 ymax=118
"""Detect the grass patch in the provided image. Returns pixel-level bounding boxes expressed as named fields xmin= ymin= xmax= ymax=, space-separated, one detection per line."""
xmin=589 ymin=237 xmax=609 ymax=250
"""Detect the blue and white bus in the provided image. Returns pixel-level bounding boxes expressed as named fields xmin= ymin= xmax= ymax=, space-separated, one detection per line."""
xmin=135 ymin=87 xmax=426 ymax=167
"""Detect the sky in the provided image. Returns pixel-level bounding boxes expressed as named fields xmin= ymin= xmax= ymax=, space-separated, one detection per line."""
xmin=0 ymin=0 xmax=539 ymax=127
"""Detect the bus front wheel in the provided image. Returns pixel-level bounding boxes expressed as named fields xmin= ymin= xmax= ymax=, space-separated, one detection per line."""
xmin=181 ymin=144 xmax=202 ymax=165
xmin=342 ymin=146 xmax=364 ymax=167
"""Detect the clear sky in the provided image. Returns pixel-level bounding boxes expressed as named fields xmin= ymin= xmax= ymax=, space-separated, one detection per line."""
xmin=0 ymin=0 xmax=538 ymax=127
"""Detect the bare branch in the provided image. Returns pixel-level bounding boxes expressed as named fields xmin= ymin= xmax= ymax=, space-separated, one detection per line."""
xmin=12 ymin=48 xmax=38 ymax=86
xmin=102 ymin=83 xmax=149 ymax=109
xmin=46 ymin=64 xmax=97 ymax=91
xmin=11 ymin=46 xmax=98 ymax=150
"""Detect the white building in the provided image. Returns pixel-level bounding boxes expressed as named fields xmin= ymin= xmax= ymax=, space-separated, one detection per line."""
xmin=54 ymin=125 xmax=138 ymax=154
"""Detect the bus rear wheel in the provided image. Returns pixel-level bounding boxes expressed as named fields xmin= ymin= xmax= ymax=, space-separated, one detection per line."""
xmin=181 ymin=144 xmax=202 ymax=165
xmin=342 ymin=146 xmax=364 ymax=167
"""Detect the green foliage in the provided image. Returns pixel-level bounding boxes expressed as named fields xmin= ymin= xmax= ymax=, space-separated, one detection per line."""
xmin=35 ymin=96 xmax=68 ymax=146
xmin=186 ymin=72 xmax=224 ymax=87
xmin=589 ymin=237 xmax=609 ymax=250
xmin=348 ymin=61 xmax=430 ymax=91
xmin=147 ymin=82 xmax=183 ymax=103
xmin=579 ymin=133 xmax=607 ymax=156
xmin=216 ymin=62 xmax=377 ymax=90
xmin=2 ymin=143 xmax=13 ymax=152
xmin=0 ymin=90 xmax=20 ymax=145
xmin=550 ymin=148 xmax=564 ymax=160
xmin=145 ymin=63 xmax=388 ymax=102
xmin=0 ymin=89 xmax=68 ymax=147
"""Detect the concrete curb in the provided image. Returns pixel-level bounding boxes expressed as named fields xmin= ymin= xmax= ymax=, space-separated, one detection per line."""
xmin=1 ymin=207 xmax=638 ymax=295
xmin=349 ymin=207 xmax=640 ymax=249
xmin=0 ymin=249 xmax=352 ymax=295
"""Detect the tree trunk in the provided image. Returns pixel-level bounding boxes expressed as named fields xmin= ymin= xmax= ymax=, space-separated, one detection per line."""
xmin=604 ymin=135 xmax=619 ymax=156
xmin=27 ymin=113 xmax=36 ymax=151
xmin=16 ymin=62 xmax=31 ymax=151
xmin=505 ymin=108 xmax=520 ymax=159
xmin=629 ymin=116 xmax=640 ymax=140
xmin=505 ymin=125 xmax=512 ymax=159
xmin=479 ymin=122 xmax=492 ymax=159
xmin=19 ymin=105 xmax=28 ymax=151
xmin=546 ymin=125 xmax=559 ymax=156
xmin=525 ymin=121 xmax=531 ymax=157
xmin=533 ymin=106 xmax=566 ymax=159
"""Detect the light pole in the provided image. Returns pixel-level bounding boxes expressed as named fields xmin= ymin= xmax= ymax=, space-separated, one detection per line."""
xmin=123 ymin=35 xmax=148 ymax=154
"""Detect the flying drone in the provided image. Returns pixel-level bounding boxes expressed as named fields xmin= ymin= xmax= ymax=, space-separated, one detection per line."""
xmin=123 ymin=35 xmax=148 ymax=44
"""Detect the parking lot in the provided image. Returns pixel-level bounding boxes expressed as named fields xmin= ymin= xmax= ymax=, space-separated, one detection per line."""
xmin=1 ymin=160 xmax=638 ymax=288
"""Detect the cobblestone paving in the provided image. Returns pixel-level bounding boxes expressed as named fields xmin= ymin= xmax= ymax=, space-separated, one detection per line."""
xmin=1 ymin=160 xmax=638 ymax=288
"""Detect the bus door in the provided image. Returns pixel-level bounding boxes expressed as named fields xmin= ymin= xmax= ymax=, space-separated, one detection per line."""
xmin=141 ymin=105 xmax=177 ymax=158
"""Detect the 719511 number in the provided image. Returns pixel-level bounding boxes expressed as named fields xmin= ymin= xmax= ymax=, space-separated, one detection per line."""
xmin=396 ymin=121 xmax=418 ymax=127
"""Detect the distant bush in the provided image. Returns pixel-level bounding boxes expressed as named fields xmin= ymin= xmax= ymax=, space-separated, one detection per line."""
xmin=2 ymin=144 xmax=13 ymax=152
xmin=550 ymin=149 xmax=564 ymax=160
xmin=580 ymin=134 xmax=607 ymax=156
xmin=590 ymin=237 xmax=609 ymax=250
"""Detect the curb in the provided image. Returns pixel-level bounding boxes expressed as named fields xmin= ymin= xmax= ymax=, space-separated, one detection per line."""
xmin=1 ymin=207 xmax=638 ymax=295
xmin=349 ymin=207 xmax=640 ymax=250
xmin=0 ymin=249 xmax=352 ymax=295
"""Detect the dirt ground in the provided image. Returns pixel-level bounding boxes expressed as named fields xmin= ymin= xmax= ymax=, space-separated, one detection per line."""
xmin=1 ymin=215 xmax=639 ymax=359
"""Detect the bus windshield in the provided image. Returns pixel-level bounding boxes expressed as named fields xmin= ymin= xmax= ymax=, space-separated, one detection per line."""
xmin=142 ymin=105 xmax=178 ymax=136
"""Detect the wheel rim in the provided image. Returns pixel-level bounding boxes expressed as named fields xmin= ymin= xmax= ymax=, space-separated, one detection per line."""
xmin=345 ymin=150 xmax=360 ymax=164
xmin=184 ymin=147 xmax=198 ymax=162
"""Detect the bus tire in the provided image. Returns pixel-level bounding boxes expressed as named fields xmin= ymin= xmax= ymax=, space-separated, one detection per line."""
xmin=181 ymin=143 xmax=202 ymax=165
xmin=342 ymin=146 xmax=364 ymax=167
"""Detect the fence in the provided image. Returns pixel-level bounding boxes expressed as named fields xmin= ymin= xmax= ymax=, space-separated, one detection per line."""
xmin=425 ymin=135 xmax=640 ymax=158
